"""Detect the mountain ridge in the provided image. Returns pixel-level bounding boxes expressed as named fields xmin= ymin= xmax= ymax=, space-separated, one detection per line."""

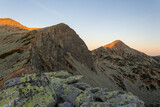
xmin=0 ymin=18 xmax=38 ymax=31
xmin=0 ymin=18 xmax=160 ymax=106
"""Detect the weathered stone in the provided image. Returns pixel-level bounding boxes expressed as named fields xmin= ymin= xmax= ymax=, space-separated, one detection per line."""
xmin=80 ymin=102 xmax=141 ymax=107
xmin=50 ymin=70 xmax=71 ymax=78
xmin=0 ymin=71 xmax=145 ymax=107
xmin=76 ymin=90 xmax=94 ymax=106
xmin=62 ymin=102 xmax=72 ymax=107
xmin=64 ymin=75 xmax=83 ymax=84
xmin=87 ymin=87 xmax=102 ymax=93
xmin=4 ymin=77 xmax=21 ymax=87
xmin=73 ymin=82 xmax=91 ymax=90
xmin=95 ymin=90 xmax=144 ymax=106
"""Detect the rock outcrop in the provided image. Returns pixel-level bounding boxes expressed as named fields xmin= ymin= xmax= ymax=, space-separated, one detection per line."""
xmin=0 ymin=71 xmax=144 ymax=107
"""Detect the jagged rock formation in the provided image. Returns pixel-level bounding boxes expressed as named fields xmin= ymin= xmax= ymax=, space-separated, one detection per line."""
xmin=0 ymin=71 xmax=144 ymax=107
xmin=92 ymin=40 xmax=160 ymax=106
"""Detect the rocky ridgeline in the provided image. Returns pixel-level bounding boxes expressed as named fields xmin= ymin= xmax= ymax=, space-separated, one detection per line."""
xmin=0 ymin=71 xmax=144 ymax=107
xmin=0 ymin=18 xmax=159 ymax=106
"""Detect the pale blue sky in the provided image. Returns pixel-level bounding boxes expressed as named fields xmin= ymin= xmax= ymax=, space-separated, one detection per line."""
xmin=0 ymin=0 xmax=160 ymax=55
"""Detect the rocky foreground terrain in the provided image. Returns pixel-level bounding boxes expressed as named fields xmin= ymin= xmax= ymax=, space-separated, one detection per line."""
xmin=0 ymin=18 xmax=159 ymax=106
xmin=0 ymin=71 xmax=144 ymax=106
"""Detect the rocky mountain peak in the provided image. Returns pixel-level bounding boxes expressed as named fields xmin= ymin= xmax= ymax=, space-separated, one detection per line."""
xmin=103 ymin=40 xmax=129 ymax=50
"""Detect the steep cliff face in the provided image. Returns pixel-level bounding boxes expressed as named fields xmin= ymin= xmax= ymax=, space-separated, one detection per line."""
xmin=92 ymin=40 xmax=160 ymax=106
xmin=30 ymin=23 xmax=95 ymax=73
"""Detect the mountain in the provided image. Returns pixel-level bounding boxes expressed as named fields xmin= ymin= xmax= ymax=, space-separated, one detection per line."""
xmin=0 ymin=19 xmax=96 ymax=87
xmin=102 ymin=40 xmax=158 ymax=66
xmin=0 ymin=18 xmax=159 ymax=106
xmin=0 ymin=18 xmax=115 ymax=91
xmin=92 ymin=40 xmax=160 ymax=106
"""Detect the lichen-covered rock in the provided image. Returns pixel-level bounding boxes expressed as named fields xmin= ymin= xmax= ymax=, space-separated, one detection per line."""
xmin=0 ymin=71 xmax=144 ymax=107
xmin=95 ymin=90 xmax=144 ymax=107
xmin=73 ymin=82 xmax=91 ymax=90
xmin=58 ymin=102 xmax=72 ymax=107
xmin=76 ymin=89 xmax=94 ymax=106
xmin=80 ymin=102 xmax=141 ymax=107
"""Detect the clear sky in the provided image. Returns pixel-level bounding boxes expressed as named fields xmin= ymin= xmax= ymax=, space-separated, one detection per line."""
xmin=0 ymin=0 xmax=160 ymax=56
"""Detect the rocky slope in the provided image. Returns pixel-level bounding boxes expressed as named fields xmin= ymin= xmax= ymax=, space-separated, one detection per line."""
xmin=92 ymin=40 xmax=160 ymax=106
xmin=0 ymin=71 xmax=144 ymax=107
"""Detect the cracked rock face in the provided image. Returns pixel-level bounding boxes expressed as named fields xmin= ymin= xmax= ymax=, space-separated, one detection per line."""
xmin=0 ymin=71 xmax=144 ymax=107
